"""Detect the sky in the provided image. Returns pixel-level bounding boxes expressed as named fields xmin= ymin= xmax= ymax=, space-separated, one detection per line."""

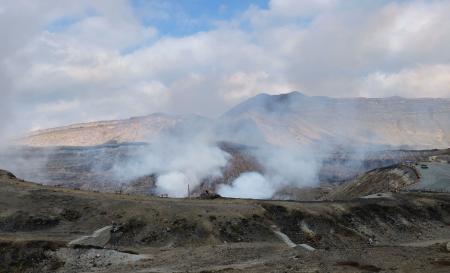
xmin=0 ymin=0 xmax=450 ymax=133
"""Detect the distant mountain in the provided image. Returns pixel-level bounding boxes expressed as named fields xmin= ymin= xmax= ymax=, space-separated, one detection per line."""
xmin=20 ymin=113 xmax=210 ymax=147
xmin=19 ymin=92 xmax=450 ymax=148
xmin=221 ymin=92 xmax=450 ymax=148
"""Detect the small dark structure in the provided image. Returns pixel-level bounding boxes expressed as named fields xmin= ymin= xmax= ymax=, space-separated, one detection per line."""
xmin=199 ymin=190 xmax=221 ymax=200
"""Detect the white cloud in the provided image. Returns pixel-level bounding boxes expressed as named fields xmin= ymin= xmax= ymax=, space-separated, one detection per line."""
xmin=365 ymin=1 xmax=450 ymax=58
xmin=36 ymin=99 xmax=80 ymax=114
xmin=269 ymin=0 xmax=338 ymax=17
xmin=1 ymin=0 xmax=450 ymax=133
xmin=224 ymin=71 xmax=295 ymax=101
xmin=360 ymin=64 xmax=450 ymax=98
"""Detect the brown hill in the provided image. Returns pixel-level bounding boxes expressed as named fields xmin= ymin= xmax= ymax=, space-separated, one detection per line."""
xmin=326 ymin=164 xmax=420 ymax=200
xmin=19 ymin=113 xmax=207 ymax=147
xmin=18 ymin=92 xmax=450 ymax=148
xmin=222 ymin=92 xmax=450 ymax=148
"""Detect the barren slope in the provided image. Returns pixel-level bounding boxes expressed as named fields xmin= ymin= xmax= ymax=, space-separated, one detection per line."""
xmin=326 ymin=149 xmax=450 ymax=200
xmin=18 ymin=92 xmax=450 ymax=148
xmin=20 ymin=113 xmax=208 ymax=147
xmin=222 ymin=92 xmax=450 ymax=148
xmin=1 ymin=169 xmax=450 ymax=272
xmin=2 ymin=143 xmax=447 ymax=199
xmin=326 ymin=164 xmax=420 ymax=200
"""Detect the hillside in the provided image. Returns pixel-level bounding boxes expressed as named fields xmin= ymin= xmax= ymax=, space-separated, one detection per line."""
xmin=326 ymin=152 xmax=450 ymax=201
xmin=222 ymin=92 xmax=450 ymax=148
xmin=1 ymin=169 xmax=450 ymax=272
xmin=326 ymin=164 xmax=420 ymax=200
xmin=0 ymin=142 xmax=261 ymax=195
xmin=1 ymin=143 xmax=446 ymax=198
xmin=18 ymin=92 xmax=450 ymax=148
xmin=19 ymin=113 xmax=209 ymax=147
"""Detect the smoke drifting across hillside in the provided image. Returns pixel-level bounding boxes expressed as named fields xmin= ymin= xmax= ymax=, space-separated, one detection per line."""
xmin=111 ymin=126 xmax=231 ymax=197
xmin=111 ymin=131 xmax=324 ymax=198
xmin=1 ymin=1 xmax=450 ymax=200
xmin=2 ymin=91 xmax=450 ymax=199
xmin=107 ymin=93 xmax=360 ymax=199
xmin=216 ymin=144 xmax=323 ymax=199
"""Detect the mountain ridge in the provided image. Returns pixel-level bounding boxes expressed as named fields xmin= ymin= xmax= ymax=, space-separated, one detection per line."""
xmin=18 ymin=92 xmax=450 ymax=148
xmin=222 ymin=91 xmax=450 ymax=148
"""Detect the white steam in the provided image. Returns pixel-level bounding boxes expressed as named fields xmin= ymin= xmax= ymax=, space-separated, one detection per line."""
xmin=156 ymin=172 xmax=190 ymax=198
xmin=218 ymin=145 xmax=321 ymax=199
xmin=218 ymin=172 xmax=273 ymax=199
xmin=112 ymin=121 xmax=230 ymax=197
xmin=1 ymin=90 xmax=422 ymax=200
xmin=255 ymin=145 xmax=320 ymax=187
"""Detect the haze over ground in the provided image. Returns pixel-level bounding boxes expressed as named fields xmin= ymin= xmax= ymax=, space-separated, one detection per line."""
xmin=0 ymin=0 xmax=450 ymax=138
xmin=6 ymin=92 xmax=450 ymax=198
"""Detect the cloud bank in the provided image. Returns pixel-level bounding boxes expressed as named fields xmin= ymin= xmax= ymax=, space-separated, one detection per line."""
xmin=1 ymin=0 xmax=450 ymax=134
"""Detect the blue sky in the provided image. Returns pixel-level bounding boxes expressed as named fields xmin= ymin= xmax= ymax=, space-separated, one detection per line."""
xmin=46 ymin=0 xmax=270 ymax=54
xmin=46 ymin=0 xmax=270 ymax=36
xmin=130 ymin=0 xmax=269 ymax=36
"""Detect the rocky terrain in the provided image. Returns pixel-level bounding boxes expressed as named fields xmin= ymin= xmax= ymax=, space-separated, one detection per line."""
xmin=4 ymin=92 xmax=450 ymax=272
xmin=11 ymin=92 xmax=450 ymax=201
xmin=0 ymin=142 xmax=447 ymax=198
xmin=1 ymin=169 xmax=450 ymax=273
xmin=19 ymin=92 xmax=450 ymax=149
xmin=326 ymin=164 xmax=421 ymax=200
xmin=19 ymin=113 xmax=209 ymax=147
xmin=222 ymin=92 xmax=450 ymax=148
xmin=0 ymin=142 xmax=261 ymax=195
xmin=325 ymin=150 xmax=450 ymax=201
